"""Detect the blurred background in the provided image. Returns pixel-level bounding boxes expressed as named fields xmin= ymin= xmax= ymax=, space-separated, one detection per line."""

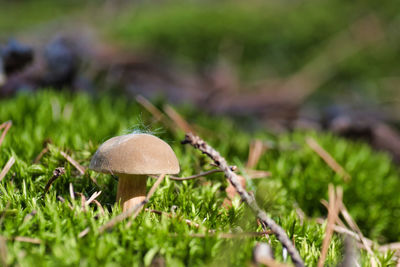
xmin=1 ymin=0 xmax=400 ymax=159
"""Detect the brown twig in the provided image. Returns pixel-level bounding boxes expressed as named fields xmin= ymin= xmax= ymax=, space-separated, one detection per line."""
xmin=164 ymin=105 xmax=195 ymax=133
xmin=0 ymin=157 xmax=15 ymax=182
xmin=306 ymin=137 xmax=351 ymax=181
xmin=0 ymin=121 xmax=12 ymax=148
xmin=317 ymin=185 xmax=343 ymax=267
xmin=182 ymin=133 xmax=304 ymax=267
xmin=170 ymin=169 xmax=222 ymax=180
xmin=43 ymin=167 xmax=66 ymax=195
xmin=60 ymin=151 xmax=86 ymax=175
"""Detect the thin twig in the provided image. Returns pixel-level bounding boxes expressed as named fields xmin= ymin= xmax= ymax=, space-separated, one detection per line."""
xmin=91 ymin=174 xmax=166 ymax=235
xmin=0 ymin=157 xmax=15 ymax=182
xmin=164 ymin=105 xmax=195 ymax=133
xmin=60 ymin=151 xmax=85 ymax=175
xmin=78 ymin=228 xmax=90 ymax=238
xmin=85 ymin=191 xmax=102 ymax=205
xmin=306 ymin=137 xmax=350 ymax=181
xmin=0 ymin=121 xmax=12 ymax=148
xmin=43 ymin=167 xmax=66 ymax=195
xmin=170 ymin=169 xmax=222 ymax=180
xmin=317 ymin=185 xmax=343 ymax=267
xmin=182 ymin=133 xmax=304 ymax=267
xmin=170 ymin=166 xmax=239 ymax=181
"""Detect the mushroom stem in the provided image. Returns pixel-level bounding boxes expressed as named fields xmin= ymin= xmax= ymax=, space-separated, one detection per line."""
xmin=116 ymin=174 xmax=147 ymax=212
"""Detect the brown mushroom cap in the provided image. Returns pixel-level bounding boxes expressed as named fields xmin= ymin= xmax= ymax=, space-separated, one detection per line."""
xmin=89 ymin=133 xmax=180 ymax=175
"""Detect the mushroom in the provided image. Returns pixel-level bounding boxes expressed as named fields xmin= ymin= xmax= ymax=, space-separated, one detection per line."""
xmin=89 ymin=133 xmax=180 ymax=211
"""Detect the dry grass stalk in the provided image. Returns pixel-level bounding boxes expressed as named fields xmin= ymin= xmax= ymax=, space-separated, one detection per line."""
xmin=85 ymin=191 xmax=102 ymax=206
xmin=60 ymin=151 xmax=86 ymax=175
xmin=0 ymin=121 xmax=12 ymax=148
xmin=92 ymin=199 xmax=105 ymax=215
xmin=246 ymin=139 xmax=267 ymax=168
xmin=13 ymin=236 xmax=41 ymax=244
xmin=317 ymin=185 xmax=343 ymax=267
xmin=164 ymin=105 xmax=195 ymax=134
xmin=78 ymin=228 xmax=90 ymax=238
xmin=182 ymin=133 xmax=304 ymax=267
xmin=33 ymin=146 xmax=50 ymax=164
xmin=69 ymin=183 xmax=75 ymax=200
xmin=244 ymin=169 xmax=271 ymax=179
xmin=0 ymin=157 xmax=15 ymax=182
xmin=136 ymin=95 xmax=165 ymax=122
xmin=306 ymin=137 xmax=351 ymax=181
xmin=320 ymin=199 xmax=348 ymax=229
xmin=43 ymin=167 xmax=66 ymax=195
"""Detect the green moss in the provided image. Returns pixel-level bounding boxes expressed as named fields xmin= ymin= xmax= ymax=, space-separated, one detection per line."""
xmin=0 ymin=91 xmax=398 ymax=265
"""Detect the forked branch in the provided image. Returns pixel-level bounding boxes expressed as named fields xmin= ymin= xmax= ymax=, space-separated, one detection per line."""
xmin=182 ymin=133 xmax=304 ymax=267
